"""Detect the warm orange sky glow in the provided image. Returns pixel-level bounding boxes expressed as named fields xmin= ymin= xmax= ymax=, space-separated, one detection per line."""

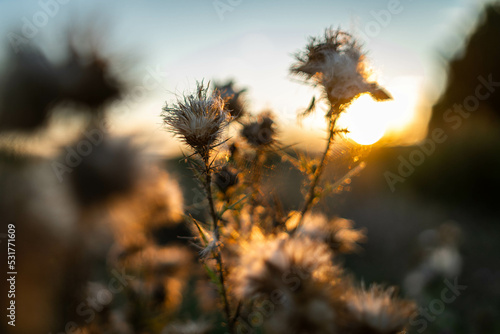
xmin=338 ymin=76 xmax=421 ymax=145
xmin=0 ymin=0 xmax=482 ymax=157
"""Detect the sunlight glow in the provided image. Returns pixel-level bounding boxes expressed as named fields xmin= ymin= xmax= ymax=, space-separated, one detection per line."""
xmin=336 ymin=77 xmax=421 ymax=145
xmin=337 ymin=95 xmax=387 ymax=145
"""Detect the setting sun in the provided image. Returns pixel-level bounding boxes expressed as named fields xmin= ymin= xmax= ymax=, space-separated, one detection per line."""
xmin=336 ymin=77 xmax=420 ymax=145
xmin=336 ymin=94 xmax=388 ymax=145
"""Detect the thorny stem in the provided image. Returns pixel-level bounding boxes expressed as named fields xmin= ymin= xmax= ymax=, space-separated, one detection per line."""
xmin=202 ymin=155 xmax=233 ymax=333
xmin=294 ymin=112 xmax=338 ymax=232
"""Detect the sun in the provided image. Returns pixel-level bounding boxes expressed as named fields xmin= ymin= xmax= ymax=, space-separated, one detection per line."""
xmin=336 ymin=77 xmax=420 ymax=145
xmin=336 ymin=95 xmax=388 ymax=145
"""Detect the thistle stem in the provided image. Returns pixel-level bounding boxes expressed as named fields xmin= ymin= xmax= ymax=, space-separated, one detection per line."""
xmin=202 ymin=155 xmax=233 ymax=333
xmin=249 ymin=148 xmax=264 ymax=222
xmin=294 ymin=113 xmax=338 ymax=231
xmin=230 ymin=301 xmax=243 ymax=328
xmin=203 ymin=163 xmax=219 ymax=234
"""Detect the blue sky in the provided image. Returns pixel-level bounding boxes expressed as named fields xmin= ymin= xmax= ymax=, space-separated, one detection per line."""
xmin=0 ymin=0 xmax=493 ymax=154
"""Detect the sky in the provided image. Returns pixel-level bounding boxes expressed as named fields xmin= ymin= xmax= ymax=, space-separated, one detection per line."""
xmin=0 ymin=0 xmax=494 ymax=155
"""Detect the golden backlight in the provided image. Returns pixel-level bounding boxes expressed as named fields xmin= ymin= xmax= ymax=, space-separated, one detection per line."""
xmin=336 ymin=94 xmax=387 ymax=145
xmin=336 ymin=77 xmax=420 ymax=145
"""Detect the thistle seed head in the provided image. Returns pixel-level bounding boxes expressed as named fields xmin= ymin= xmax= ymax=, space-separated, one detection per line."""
xmin=297 ymin=213 xmax=366 ymax=253
xmin=214 ymin=80 xmax=247 ymax=120
xmin=291 ymin=28 xmax=391 ymax=111
xmin=214 ymin=165 xmax=239 ymax=193
xmin=231 ymin=234 xmax=340 ymax=301
xmin=241 ymin=113 xmax=276 ymax=147
xmin=231 ymin=233 xmax=343 ymax=334
xmin=342 ymin=285 xmax=416 ymax=334
xmin=162 ymin=82 xmax=229 ymax=158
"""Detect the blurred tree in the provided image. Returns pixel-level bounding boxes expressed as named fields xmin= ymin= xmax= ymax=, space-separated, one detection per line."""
xmin=431 ymin=3 xmax=500 ymax=126
xmin=409 ymin=2 xmax=500 ymax=214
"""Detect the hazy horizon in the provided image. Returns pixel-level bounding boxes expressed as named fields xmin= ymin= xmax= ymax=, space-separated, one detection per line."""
xmin=0 ymin=0 xmax=493 ymax=156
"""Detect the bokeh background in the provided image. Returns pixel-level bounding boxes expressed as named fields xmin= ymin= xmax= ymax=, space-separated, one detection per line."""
xmin=0 ymin=0 xmax=499 ymax=333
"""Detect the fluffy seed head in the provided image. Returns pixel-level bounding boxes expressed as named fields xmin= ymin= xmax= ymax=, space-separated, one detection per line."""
xmin=214 ymin=80 xmax=247 ymax=119
xmin=231 ymin=233 xmax=341 ymax=334
xmin=162 ymin=82 xmax=229 ymax=157
xmin=342 ymin=285 xmax=416 ymax=334
xmin=297 ymin=213 xmax=366 ymax=253
xmin=291 ymin=28 xmax=391 ymax=112
xmin=231 ymin=233 xmax=340 ymax=300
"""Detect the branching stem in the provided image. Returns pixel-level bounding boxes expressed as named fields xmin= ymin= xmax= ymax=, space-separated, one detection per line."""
xmin=294 ymin=112 xmax=338 ymax=232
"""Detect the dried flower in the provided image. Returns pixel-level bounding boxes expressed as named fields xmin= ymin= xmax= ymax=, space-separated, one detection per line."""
xmin=241 ymin=113 xmax=276 ymax=147
xmin=0 ymin=47 xmax=59 ymax=132
xmin=297 ymin=213 xmax=366 ymax=253
xmin=103 ymin=165 xmax=185 ymax=257
xmin=0 ymin=29 xmax=122 ymax=132
xmin=232 ymin=233 xmax=340 ymax=300
xmin=199 ymin=231 xmax=219 ymax=258
xmin=214 ymin=80 xmax=247 ymax=119
xmin=162 ymin=82 xmax=229 ymax=158
xmin=214 ymin=165 xmax=239 ymax=193
xmin=186 ymin=220 xmax=219 ymax=258
xmin=57 ymin=44 xmax=121 ymax=109
xmin=291 ymin=28 xmax=391 ymax=113
xmin=263 ymin=298 xmax=337 ymax=334
xmin=341 ymin=285 xmax=415 ymax=334
xmin=231 ymin=233 xmax=342 ymax=334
